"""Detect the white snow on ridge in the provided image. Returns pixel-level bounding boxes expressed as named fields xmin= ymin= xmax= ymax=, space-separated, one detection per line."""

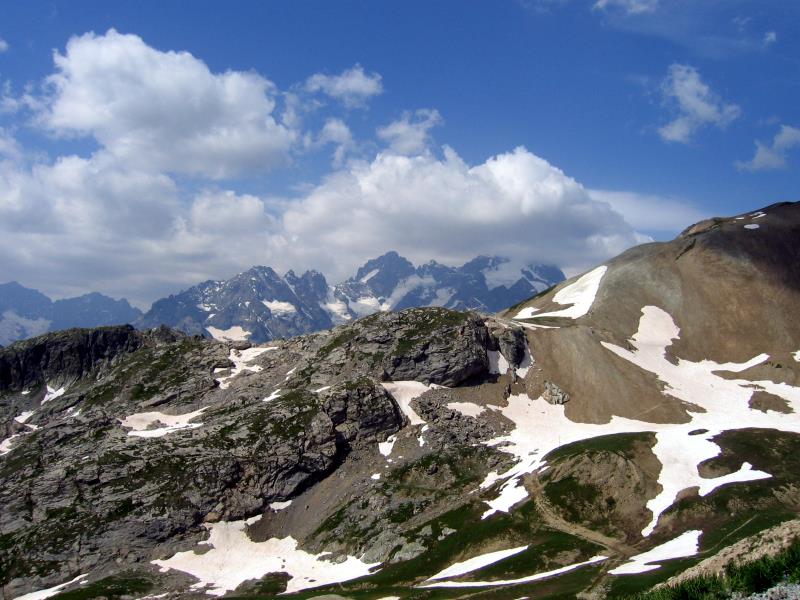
xmin=515 ymin=265 xmax=607 ymax=321
xmin=794 ymin=350 xmax=800 ymax=362
xmin=419 ymin=555 xmax=608 ymax=588
xmin=121 ymin=408 xmax=208 ymax=438
xmin=153 ymin=516 xmax=379 ymax=595
xmin=381 ymin=381 xmax=438 ymax=426
xmin=426 ymin=545 xmax=529 ymax=581
xmin=270 ymin=500 xmax=292 ymax=511
xmin=262 ymin=300 xmax=297 ymax=315
xmin=42 ymin=385 xmax=65 ymax=404
xmin=610 ymin=530 xmax=701 ymax=575
xmin=206 ymin=326 xmax=251 ymax=342
xmin=13 ymin=574 xmax=88 ymax=600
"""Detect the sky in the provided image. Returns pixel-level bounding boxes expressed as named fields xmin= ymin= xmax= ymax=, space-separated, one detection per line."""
xmin=0 ymin=0 xmax=797 ymax=308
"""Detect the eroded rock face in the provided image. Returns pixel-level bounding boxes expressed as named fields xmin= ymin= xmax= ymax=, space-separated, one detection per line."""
xmin=496 ymin=326 xmax=526 ymax=367
xmin=0 ymin=325 xmax=146 ymax=391
xmin=321 ymin=379 xmax=406 ymax=445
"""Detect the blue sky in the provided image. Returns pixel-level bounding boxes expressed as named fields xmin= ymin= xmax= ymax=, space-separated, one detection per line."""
xmin=0 ymin=1 xmax=797 ymax=306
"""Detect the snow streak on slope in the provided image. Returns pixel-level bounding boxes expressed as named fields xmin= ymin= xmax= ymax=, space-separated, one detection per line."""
xmin=13 ymin=574 xmax=88 ymax=600
xmin=610 ymin=530 xmax=701 ymax=575
xmin=153 ymin=516 xmax=379 ymax=595
xmin=419 ymin=555 xmax=608 ymax=588
xmin=425 ymin=545 xmax=529 ymax=581
xmin=515 ymin=265 xmax=606 ymax=320
xmin=480 ymin=305 xmax=800 ymax=538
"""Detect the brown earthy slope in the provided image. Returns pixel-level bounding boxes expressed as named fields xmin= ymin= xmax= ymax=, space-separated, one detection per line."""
xmin=504 ymin=201 xmax=800 ymax=424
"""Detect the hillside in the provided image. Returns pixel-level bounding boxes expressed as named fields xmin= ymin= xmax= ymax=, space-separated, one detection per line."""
xmin=1 ymin=202 xmax=799 ymax=599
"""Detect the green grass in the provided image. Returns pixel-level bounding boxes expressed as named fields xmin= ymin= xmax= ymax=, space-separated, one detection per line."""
xmin=621 ymin=537 xmax=800 ymax=599
xmin=543 ymin=432 xmax=654 ymax=462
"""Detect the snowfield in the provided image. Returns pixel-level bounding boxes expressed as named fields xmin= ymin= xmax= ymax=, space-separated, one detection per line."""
xmin=153 ymin=516 xmax=379 ymax=595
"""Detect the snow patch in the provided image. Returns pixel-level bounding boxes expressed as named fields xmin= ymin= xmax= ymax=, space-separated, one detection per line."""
xmin=206 ymin=326 xmax=251 ymax=342
xmin=121 ymin=408 xmax=208 ymax=438
xmin=744 ymin=224 xmax=760 ymax=230
xmin=378 ymin=434 xmax=397 ymax=457
xmin=524 ymin=265 xmax=607 ymax=320
xmin=610 ymin=530 xmax=701 ymax=575
xmin=153 ymin=517 xmax=379 ymax=595
xmin=216 ymin=347 xmax=276 ymax=390
xmin=426 ymin=545 xmax=529 ymax=581
xmin=13 ymin=574 xmax=88 ymax=600
xmin=513 ymin=306 xmax=540 ymax=320
xmin=447 ymin=402 xmax=486 ymax=418
xmin=263 ymin=389 xmax=282 ymax=403
xmin=14 ymin=411 xmax=34 ymax=424
xmin=488 ymin=350 xmax=510 ymax=376
xmin=371 ymin=473 xmax=381 ymax=480
xmin=263 ymin=300 xmax=297 ymax=315
xmin=419 ymin=555 xmax=608 ymax=588
xmin=270 ymin=501 xmax=292 ymax=511
xmin=313 ymin=386 xmax=331 ymax=393
xmin=381 ymin=381 xmax=438 ymax=426
xmin=42 ymin=385 xmax=65 ymax=404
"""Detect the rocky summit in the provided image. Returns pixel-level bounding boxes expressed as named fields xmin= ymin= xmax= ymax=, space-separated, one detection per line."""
xmin=136 ymin=253 xmax=565 ymax=344
xmin=1 ymin=202 xmax=800 ymax=599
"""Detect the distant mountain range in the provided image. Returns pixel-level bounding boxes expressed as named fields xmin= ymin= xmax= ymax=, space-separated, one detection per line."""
xmin=1 ymin=252 xmax=564 ymax=345
xmin=137 ymin=252 xmax=565 ymax=343
xmin=0 ymin=283 xmax=142 ymax=346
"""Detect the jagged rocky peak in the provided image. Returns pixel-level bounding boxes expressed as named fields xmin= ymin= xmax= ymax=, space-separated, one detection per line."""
xmin=352 ymin=250 xmax=417 ymax=295
xmin=136 ymin=252 xmax=565 ymax=344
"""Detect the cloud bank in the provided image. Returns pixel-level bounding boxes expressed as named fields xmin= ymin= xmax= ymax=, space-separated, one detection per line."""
xmin=0 ymin=29 xmax=694 ymax=307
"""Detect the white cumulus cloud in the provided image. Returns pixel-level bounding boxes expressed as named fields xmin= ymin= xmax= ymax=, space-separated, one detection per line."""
xmin=377 ymin=109 xmax=442 ymax=155
xmin=305 ymin=64 xmax=383 ymax=108
xmin=658 ymin=64 xmax=740 ymax=144
xmin=736 ymin=124 xmax=800 ymax=172
xmin=0 ymin=38 xmax=9 ymax=53
xmin=37 ymin=29 xmax=296 ymax=179
xmin=275 ymin=146 xmax=643 ymax=281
